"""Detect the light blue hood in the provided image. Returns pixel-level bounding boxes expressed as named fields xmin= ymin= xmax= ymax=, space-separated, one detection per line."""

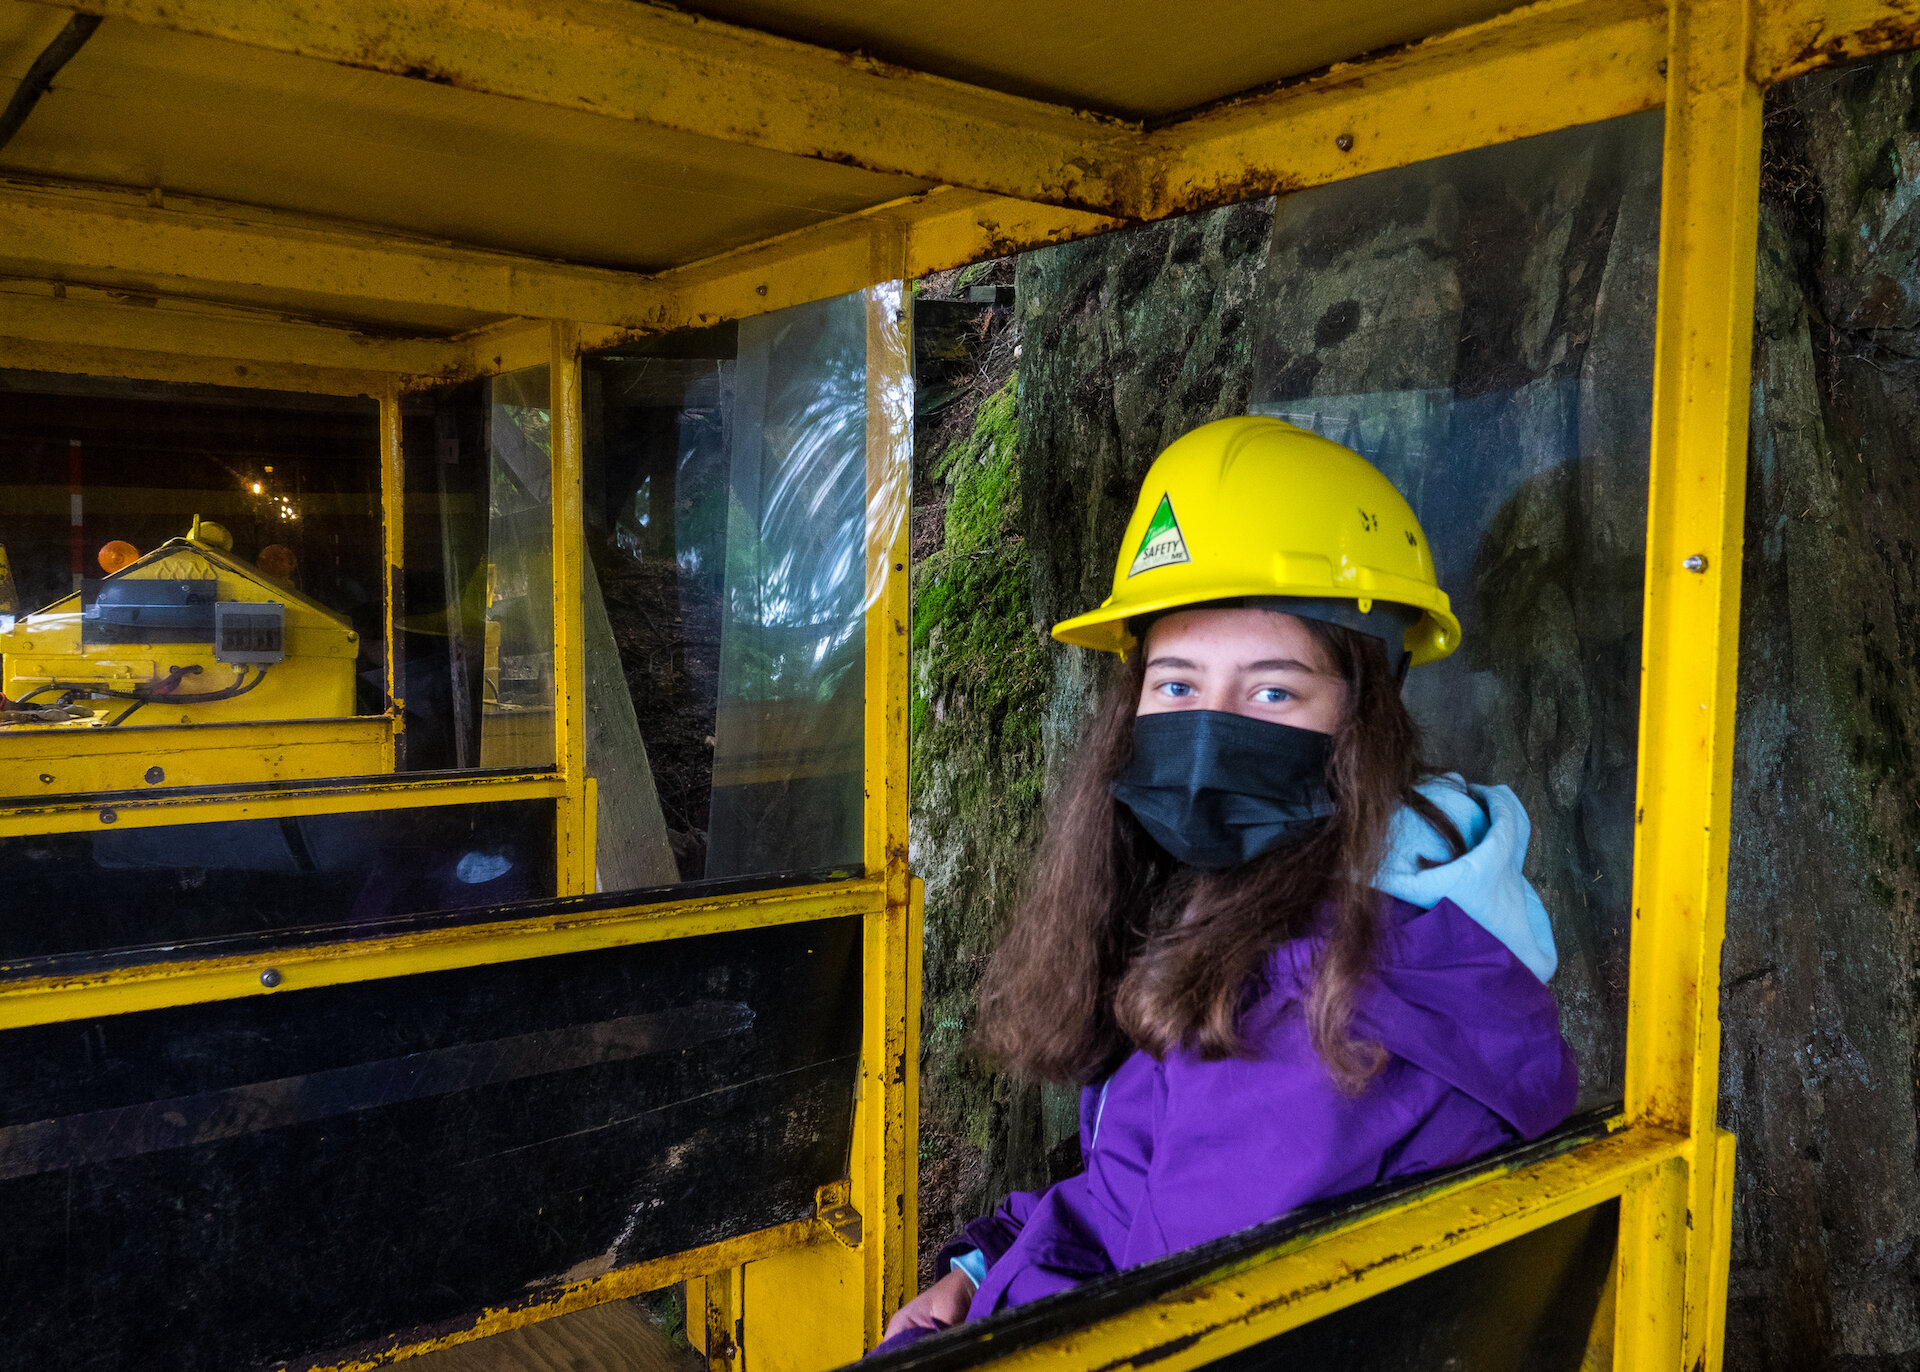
xmin=1373 ymin=775 xmax=1558 ymax=982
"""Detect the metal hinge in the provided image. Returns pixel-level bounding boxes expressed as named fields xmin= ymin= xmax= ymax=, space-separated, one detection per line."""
xmin=815 ymin=1180 xmax=863 ymax=1249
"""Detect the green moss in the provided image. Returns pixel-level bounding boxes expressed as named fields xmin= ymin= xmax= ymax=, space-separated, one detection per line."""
xmin=908 ymin=372 xmax=1053 ymax=1245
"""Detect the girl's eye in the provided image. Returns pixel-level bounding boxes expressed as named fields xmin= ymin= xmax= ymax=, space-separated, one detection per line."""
xmin=1254 ymin=687 xmax=1292 ymax=704
xmin=1156 ymin=681 xmax=1194 ymax=698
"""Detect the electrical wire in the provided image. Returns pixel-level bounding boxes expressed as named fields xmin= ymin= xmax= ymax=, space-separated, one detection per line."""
xmin=0 ymin=15 xmax=102 ymax=154
xmin=15 ymin=664 xmax=270 ymax=727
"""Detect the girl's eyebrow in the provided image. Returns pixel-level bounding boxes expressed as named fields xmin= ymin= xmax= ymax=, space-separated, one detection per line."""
xmin=1145 ymin=655 xmax=1198 ymax=670
xmin=1239 ymin=657 xmax=1316 ymax=673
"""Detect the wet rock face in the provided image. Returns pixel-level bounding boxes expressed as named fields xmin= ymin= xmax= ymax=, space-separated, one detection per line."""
xmin=1018 ymin=199 xmax=1276 ymax=789
xmin=1724 ymin=55 xmax=1920 ymax=1371
xmin=1249 ymin=113 xmax=1664 ymax=1102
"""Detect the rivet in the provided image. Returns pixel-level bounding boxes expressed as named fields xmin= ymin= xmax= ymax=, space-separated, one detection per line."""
xmin=756 ymin=284 xmax=769 ymax=296
xmin=1658 ymin=58 xmax=1669 ymax=76
xmin=98 ymin=808 xmax=117 ymax=825
xmin=1683 ymin=554 xmax=1708 ymax=572
xmin=144 ymin=766 xmax=165 ymax=785
xmin=1335 ymin=133 xmax=1355 ymax=152
xmin=260 ymin=968 xmax=283 ymax=988
xmin=38 ymin=773 xmax=53 ymax=785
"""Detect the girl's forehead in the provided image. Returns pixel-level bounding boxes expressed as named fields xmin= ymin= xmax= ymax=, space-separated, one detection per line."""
xmin=1144 ymin=607 xmax=1328 ymax=666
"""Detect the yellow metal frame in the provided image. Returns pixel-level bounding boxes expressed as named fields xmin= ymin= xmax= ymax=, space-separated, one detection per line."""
xmin=5 ymin=0 xmax=1918 ymax=1364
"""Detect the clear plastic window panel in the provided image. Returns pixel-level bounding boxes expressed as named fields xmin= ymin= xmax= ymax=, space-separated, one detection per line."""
xmin=1246 ymin=111 xmax=1663 ymax=1094
xmin=398 ymin=367 xmax=556 ymax=773
xmin=583 ymin=289 xmax=886 ymax=889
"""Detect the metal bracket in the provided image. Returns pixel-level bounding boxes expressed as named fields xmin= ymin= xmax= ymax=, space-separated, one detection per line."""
xmin=815 ymin=1180 xmax=863 ymax=1249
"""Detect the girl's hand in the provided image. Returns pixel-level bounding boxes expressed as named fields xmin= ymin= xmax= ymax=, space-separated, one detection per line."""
xmin=883 ymin=1268 xmax=975 ymax=1338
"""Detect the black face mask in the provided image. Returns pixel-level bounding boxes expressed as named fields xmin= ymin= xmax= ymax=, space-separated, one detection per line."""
xmin=1109 ymin=710 xmax=1335 ymax=870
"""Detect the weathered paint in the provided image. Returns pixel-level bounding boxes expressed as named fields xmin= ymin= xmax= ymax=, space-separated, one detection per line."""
xmin=1613 ymin=0 xmax=1761 ymax=1367
xmin=0 ymin=875 xmax=881 ymax=1029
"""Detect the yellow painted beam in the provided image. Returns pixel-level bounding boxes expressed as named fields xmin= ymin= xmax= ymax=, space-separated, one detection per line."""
xmin=311 ymin=1216 xmax=824 ymax=1371
xmin=0 ymin=177 xmax=670 ymax=327
xmin=655 ymin=187 xmax=1124 ymax=335
xmin=1755 ymin=0 xmax=1920 ymax=82
xmin=0 ymin=874 xmax=881 ymax=1029
xmin=952 ymin=1123 xmax=1679 ymax=1371
xmin=1614 ymin=0 xmax=1760 ymax=1366
xmin=0 ymin=768 xmax=566 ymax=839
xmin=549 ymin=322 xmax=591 ymax=894
xmin=0 ymin=716 xmax=395 ymax=800
xmin=39 ymin=0 xmax=1138 ymax=213
xmin=1145 ymin=0 xmax=1668 ymax=218
xmin=0 ymin=331 xmax=392 ymax=395
xmin=0 ymin=284 xmax=462 ymax=376
xmin=856 ymin=279 xmax=915 ymax=1348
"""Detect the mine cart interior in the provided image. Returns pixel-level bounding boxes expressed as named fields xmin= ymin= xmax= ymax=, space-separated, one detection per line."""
xmin=0 ymin=0 xmax=1912 ymax=1368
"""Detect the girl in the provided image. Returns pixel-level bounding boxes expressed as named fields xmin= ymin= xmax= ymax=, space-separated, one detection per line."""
xmin=880 ymin=416 xmax=1576 ymax=1346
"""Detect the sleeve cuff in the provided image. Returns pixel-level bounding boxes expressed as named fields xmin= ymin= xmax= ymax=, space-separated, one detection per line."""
xmin=948 ymin=1248 xmax=987 ymax=1290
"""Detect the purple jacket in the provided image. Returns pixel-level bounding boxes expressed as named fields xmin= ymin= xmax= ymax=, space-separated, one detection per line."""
xmin=878 ymin=890 xmax=1575 ymax=1351
xmin=874 ymin=781 xmax=1577 ymax=1352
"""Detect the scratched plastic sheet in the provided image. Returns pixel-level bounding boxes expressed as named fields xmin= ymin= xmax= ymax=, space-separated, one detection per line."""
xmin=0 ymin=916 xmax=861 ymax=1372
xmin=581 ymin=284 xmax=910 ymax=888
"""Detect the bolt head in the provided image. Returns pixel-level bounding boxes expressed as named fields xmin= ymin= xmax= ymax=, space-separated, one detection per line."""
xmin=1683 ymin=554 xmax=1709 ymax=573
xmin=260 ymin=968 xmax=282 ymax=988
xmin=144 ymin=766 xmax=164 ymax=785
xmin=1335 ymin=133 xmax=1355 ymax=151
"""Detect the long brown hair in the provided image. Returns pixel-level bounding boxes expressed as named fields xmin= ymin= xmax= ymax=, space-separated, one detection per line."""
xmin=973 ymin=616 xmax=1461 ymax=1092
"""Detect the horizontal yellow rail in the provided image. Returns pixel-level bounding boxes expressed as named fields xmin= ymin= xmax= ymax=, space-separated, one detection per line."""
xmin=307 ymin=1215 xmax=826 ymax=1371
xmin=0 ymin=874 xmax=881 ymax=1028
xmin=0 ymin=768 xmax=566 ymax=838
xmin=974 ymin=1121 xmax=1679 ymax=1372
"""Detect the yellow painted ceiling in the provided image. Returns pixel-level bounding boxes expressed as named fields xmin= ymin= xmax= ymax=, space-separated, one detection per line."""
xmin=669 ymin=0 xmax=1523 ymax=121
xmin=0 ymin=0 xmax=1519 ymax=334
xmin=0 ymin=6 xmax=926 ymax=276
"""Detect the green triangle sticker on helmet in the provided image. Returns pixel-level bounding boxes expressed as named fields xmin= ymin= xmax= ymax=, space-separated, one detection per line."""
xmin=1128 ymin=493 xmax=1191 ymax=577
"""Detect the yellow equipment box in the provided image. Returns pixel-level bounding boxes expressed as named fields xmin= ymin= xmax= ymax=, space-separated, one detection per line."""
xmin=0 ymin=518 xmax=360 ymax=731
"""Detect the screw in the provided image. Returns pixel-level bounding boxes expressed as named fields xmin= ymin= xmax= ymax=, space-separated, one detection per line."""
xmin=38 ymin=773 xmax=52 ymax=785
xmin=756 ymin=284 xmax=768 ymax=296
xmin=1658 ymin=58 xmax=1669 ymax=76
xmin=98 ymin=808 xmax=117 ymax=825
xmin=144 ymin=766 xmax=165 ymax=785
xmin=1683 ymin=554 xmax=1708 ymax=572
xmin=1335 ymin=133 xmax=1354 ymax=152
xmin=260 ymin=968 xmax=283 ymax=988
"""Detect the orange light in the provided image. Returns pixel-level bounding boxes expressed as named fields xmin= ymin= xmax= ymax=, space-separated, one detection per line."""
xmin=98 ymin=540 xmax=139 ymax=574
xmin=257 ymin=544 xmax=297 ymax=579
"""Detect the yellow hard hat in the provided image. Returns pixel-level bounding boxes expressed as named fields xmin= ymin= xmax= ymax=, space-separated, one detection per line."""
xmin=1050 ymin=416 xmax=1461 ymax=667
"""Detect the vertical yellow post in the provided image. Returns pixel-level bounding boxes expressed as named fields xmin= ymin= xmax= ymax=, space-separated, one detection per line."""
xmin=860 ymin=262 xmax=916 ymax=1348
xmin=1614 ymin=1 xmax=1760 ymax=1367
xmin=378 ymin=382 xmax=406 ymax=772
xmin=550 ymin=320 xmax=592 ymax=895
